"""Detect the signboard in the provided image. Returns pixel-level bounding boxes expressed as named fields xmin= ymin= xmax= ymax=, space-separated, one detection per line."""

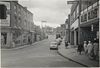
xmin=71 ymin=19 xmax=78 ymax=30
xmin=0 ymin=15 xmax=10 ymax=26
xmin=0 ymin=2 xmax=10 ymax=26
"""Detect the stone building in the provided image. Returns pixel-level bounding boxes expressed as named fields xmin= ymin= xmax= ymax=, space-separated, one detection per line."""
xmin=0 ymin=1 xmax=34 ymax=48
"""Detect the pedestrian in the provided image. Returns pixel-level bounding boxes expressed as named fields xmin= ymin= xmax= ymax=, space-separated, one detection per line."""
xmin=87 ymin=41 xmax=94 ymax=59
xmin=77 ymin=44 xmax=83 ymax=55
xmin=1 ymin=35 xmax=4 ymax=47
xmin=12 ymin=41 xmax=15 ymax=48
xmin=65 ymin=41 xmax=68 ymax=48
xmin=93 ymin=39 xmax=99 ymax=60
xmin=83 ymin=41 xmax=88 ymax=54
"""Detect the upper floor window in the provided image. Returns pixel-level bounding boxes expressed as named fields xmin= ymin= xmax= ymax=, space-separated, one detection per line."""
xmin=81 ymin=13 xmax=87 ymax=22
xmin=88 ymin=8 xmax=98 ymax=20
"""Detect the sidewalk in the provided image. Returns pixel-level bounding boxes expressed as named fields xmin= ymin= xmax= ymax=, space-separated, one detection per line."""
xmin=1 ymin=39 xmax=47 ymax=50
xmin=58 ymin=41 xmax=99 ymax=67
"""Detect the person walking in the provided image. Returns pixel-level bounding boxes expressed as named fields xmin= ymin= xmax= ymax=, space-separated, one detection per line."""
xmin=1 ymin=35 xmax=4 ymax=47
xmin=77 ymin=44 xmax=83 ymax=55
xmin=65 ymin=41 xmax=68 ymax=48
xmin=87 ymin=41 xmax=94 ymax=59
xmin=93 ymin=39 xmax=99 ymax=60
xmin=83 ymin=41 xmax=88 ymax=54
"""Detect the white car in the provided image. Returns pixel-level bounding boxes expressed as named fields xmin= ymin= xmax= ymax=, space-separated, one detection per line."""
xmin=50 ymin=42 xmax=58 ymax=50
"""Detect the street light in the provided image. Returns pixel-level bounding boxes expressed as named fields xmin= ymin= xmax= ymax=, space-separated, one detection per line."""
xmin=67 ymin=0 xmax=81 ymax=45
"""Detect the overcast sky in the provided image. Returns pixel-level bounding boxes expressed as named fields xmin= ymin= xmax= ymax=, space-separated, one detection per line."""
xmin=19 ymin=0 xmax=71 ymax=28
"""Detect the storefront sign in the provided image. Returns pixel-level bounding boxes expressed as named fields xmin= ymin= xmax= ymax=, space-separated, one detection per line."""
xmin=91 ymin=24 xmax=93 ymax=31
xmin=71 ymin=19 xmax=78 ymax=30
xmin=0 ymin=15 xmax=10 ymax=26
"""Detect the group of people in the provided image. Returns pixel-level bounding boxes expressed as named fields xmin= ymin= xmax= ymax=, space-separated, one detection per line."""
xmin=77 ymin=38 xmax=99 ymax=60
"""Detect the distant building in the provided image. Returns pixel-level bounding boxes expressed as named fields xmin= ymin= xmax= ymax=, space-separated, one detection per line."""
xmin=60 ymin=24 xmax=66 ymax=37
xmin=0 ymin=1 xmax=34 ymax=48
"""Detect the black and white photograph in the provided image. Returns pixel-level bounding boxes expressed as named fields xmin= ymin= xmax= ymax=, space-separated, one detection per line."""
xmin=0 ymin=0 xmax=100 ymax=68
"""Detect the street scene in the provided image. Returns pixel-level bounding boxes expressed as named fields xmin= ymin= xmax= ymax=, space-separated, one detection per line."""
xmin=0 ymin=0 xmax=100 ymax=67
xmin=1 ymin=35 xmax=83 ymax=67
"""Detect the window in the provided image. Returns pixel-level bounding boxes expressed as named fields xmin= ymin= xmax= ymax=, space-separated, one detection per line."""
xmin=0 ymin=5 xmax=7 ymax=19
xmin=81 ymin=13 xmax=87 ymax=22
xmin=88 ymin=8 xmax=98 ymax=20
xmin=84 ymin=14 xmax=87 ymax=21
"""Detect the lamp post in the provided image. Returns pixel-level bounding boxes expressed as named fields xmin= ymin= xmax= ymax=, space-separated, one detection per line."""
xmin=67 ymin=0 xmax=81 ymax=45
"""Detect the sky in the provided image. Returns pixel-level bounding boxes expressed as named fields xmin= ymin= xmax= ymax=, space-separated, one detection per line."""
xmin=19 ymin=0 xmax=72 ymax=28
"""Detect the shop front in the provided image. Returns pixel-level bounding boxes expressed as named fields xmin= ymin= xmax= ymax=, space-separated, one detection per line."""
xmin=1 ymin=27 xmax=13 ymax=48
xmin=80 ymin=20 xmax=99 ymax=44
xmin=80 ymin=3 xmax=99 ymax=44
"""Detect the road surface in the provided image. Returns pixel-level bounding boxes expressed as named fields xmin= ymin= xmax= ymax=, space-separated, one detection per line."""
xmin=1 ymin=35 xmax=83 ymax=67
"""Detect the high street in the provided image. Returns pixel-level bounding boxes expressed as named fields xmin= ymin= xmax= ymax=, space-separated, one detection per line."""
xmin=1 ymin=35 xmax=83 ymax=67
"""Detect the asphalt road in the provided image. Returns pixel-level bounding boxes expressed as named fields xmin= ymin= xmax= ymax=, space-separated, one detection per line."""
xmin=1 ymin=35 xmax=83 ymax=67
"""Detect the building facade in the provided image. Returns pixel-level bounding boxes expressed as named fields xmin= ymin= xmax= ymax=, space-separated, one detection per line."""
xmin=69 ymin=0 xmax=99 ymax=45
xmin=0 ymin=1 xmax=34 ymax=48
xmin=70 ymin=0 xmax=79 ymax=45
xmin=65 ymin=15 xmax=70 ymax=43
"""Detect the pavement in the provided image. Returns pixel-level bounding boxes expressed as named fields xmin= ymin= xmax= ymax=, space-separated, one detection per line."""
xmin=58 ymin=40 xmax=99 ymax=67
xmin=1 ymin=40 xmax=45 ymax=50
xmin=1 ymin=36 xmax=99 ymax=67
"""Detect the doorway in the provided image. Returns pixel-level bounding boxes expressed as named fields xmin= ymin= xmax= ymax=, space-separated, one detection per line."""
xmin=1 ymin=32 xmax=7 ymax=45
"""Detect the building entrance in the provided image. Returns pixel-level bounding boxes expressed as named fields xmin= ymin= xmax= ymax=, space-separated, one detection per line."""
xmin=1 ymin=32 xmax=7 ymax=47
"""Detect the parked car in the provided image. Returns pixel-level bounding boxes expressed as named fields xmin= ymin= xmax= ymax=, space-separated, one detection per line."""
xmin=50 ymin=42 xmax=58 ymax=50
